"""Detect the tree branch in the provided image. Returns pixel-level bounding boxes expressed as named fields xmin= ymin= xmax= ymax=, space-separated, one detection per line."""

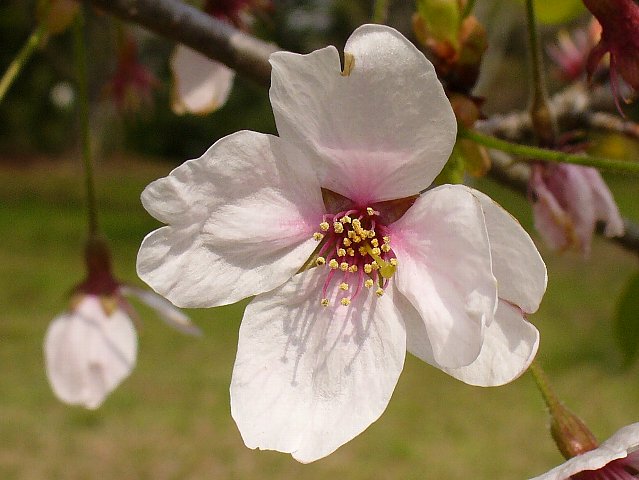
xmin=88 ymin=0 xmax=277 ymax=86
xmin=86 ymin=0 xmax=639 ymax=256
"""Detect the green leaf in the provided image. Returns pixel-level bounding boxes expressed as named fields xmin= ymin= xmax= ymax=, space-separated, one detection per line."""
xmin=614 ymin=271 xmax=639 ymax=367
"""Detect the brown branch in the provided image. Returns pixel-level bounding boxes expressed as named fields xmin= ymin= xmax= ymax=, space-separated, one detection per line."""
xmin=88 ymin=0 xmax=277 ymax=86
xmin=86 ymin=0 xmax=639 ymax=256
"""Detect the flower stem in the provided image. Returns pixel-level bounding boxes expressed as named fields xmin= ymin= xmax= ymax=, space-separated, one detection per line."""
xmin=372 ymin=0 xmax=389 ymax=24
xmin=73 ymin=7 xmax=99 ymax=237
xmin=528 ymin=360 xmax=560 ymax=411
xmin=458 ymin=125 xmax=639 ymax=175
xmin=524 ymin=0 xmax=556 ymax=146
xmin=0 ymin=24 xmax=47 ymax=104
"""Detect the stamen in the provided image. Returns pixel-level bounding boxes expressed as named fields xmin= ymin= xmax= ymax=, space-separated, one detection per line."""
xmin=389 ymin=258 xmax=398 ymax=266
xmin=333 ymin=222 xmax=344 ymax=233
xmin=343 ymin=238 xmax=352 ymax=247
xmin=364 ymin=264 xmax=373 ymax=274
xmin=328 ymin=259 xmax=339 ymax=269
xmin=315 ymin=257 xmax=326 ymax=266
xmin=348 ymin=265 xmax=358 ymax=273
xmin=313 ymin=232 xmax=324 ymax=241
xmin=381 ymin=244 xmax=391 ymax=253
xmin=366 ymin=207 xmax=376 ymax=216
xmin=375 ymin=287 xmax=384 ymax=297
xmin=319 ymin=221 xmax=330 ymax=231
xmin=337 ymin=248 xmax=347 ymax=257
xmin=371 ymin=261 xmax=379 ymax=270
xmin=339 ymin=282 xmax=349 ymax=291
xmin=371 ymin=238 xmax=379 ymax=247
xmin=321 ymin=298 xmax=330 ymax=307
xmin=371 ymin=247 xmax=381 ymax=256
xmin=340 ymin=297 xmax=351 ymax=306
xmin=347 ymin=248 xmax=355 ymax=256
xmin=340 ymin=215 xmax=352 ymax=224
xmin=364 ymin=279 xmax=374 ymax=288
xmin=340 ymin=262 xmax=349 ymax=272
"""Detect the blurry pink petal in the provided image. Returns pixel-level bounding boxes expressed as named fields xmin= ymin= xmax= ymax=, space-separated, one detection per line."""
xmin=170 ymin=45 xmax=235 ymax=115
xmin=44 ymin=296 xmax=137 ymax=409
xmin=531 ymin=422 xmax=639 ymax=480
xmin=137 ymin=131 xmax=325 ymax=308
xmin=530 ymin=163 xmax=623 ymax=256
xmin=389 ymin=185 xmax=497 ymax=369
xmin=269 ymin=24 xmax=457 ymax=204
xmin=230 ymin=268 xmax=406 ymax=463
xmin=120 ymin=285 xmax=201 ymax=336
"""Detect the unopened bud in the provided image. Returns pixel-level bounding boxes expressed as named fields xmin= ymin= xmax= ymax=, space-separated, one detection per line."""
xmin=549 ymin=401 xmax=599 ymax=459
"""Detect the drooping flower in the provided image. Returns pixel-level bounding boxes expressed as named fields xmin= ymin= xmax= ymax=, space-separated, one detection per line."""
xmin=137 ymin=24 xmax=547 ymax=462
xmin=582 ymin=0 xmax=639 ymax=113
xmin=530 ymin=162 xmax=624 ymax=256
xmin=547 ymin=20 xmax=602 ymax=83
xmin=44 ymin=236 xmax=199 ymax=409
xmin=104 ymin=35 xmax=159 ymax=112
xmin=531 ymin=423 xmax=639 ymax=480
xmin=170 ymin=0 xmax=271 ymax=115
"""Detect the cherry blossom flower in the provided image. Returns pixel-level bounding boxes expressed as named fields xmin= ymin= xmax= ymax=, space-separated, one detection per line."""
xmin=44 ymin=237 xmax=199 ymax=409
xmin=170 ymin=0 xmax=271 ymax=115
xmin=547 ymin=20 xmax=601 ymax=83
xmin=583 ymin=0 xmax=639 ymax=114
xmin=531 ymin=423 xmax=639 ymax=480
xmin=137 ymin=24 xmax=547 ymax=462
xmin=530 ymin=162 xmax=624 ymax=256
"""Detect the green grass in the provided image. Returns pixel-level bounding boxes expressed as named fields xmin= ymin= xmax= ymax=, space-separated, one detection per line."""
xmin=1 ymin=155 xmax=639 ymax=479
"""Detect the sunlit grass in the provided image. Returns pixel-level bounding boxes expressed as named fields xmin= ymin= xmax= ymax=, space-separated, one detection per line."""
xmin=1 ymin=155 xmax=638 ymax=479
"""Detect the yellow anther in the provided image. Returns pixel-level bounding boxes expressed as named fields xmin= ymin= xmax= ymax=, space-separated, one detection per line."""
xmin=333 ymin=222 xmax=344 ymax=233
xmin=340 ymin=215 xmax=352 ymax=224
xmin=315 ymin=257 xmax=326 ymax=266
xmin=359 ymin=229 xmax=370 ymax=238
xmin=371 ymin=247 xmax=381 ymax=256
xmin=319 ymin=221 xmax=330 ymax=231
xmin=364 ymin=264 xmax=373 ymax=274
xmin=390 ymin=258 xmax=398 ymax=266
xmin=347 ymin=248 xmax=355 ymax=257
xmin=371 ymin=261 xmax=380 ymax=270
xmin=337 ymin=248 xmax=347 ymax=257
xmin=367 ymin=230 xmax=376 ymax=238
xmin=340 ymin=297 xmax=351 ymax=306
xmin=342 ymin=238 xmax=352 ymax=247
xmin=347 ymin=230 xmax=355 ymax=239
xmin=364 ymin=279 xmax=374 ymax=288
xmin=313 ymin=232 xmax=324 ymax=241
xmin=352 ymin=219 xmax=361 ymax=229
xmin=352 ymin=235 xmax=362 ymax=243
xmin=340 ymin=262 xmax=349 ymax=272
xmin=359 ymin=246 xmax=368 ymax=256
xmin=371 ymin=238 xmax=379 ymax=247
xmin=383 ymin=236 xmax=391 ymax=244
xmin=329 ymin=259 xmax=339 ymax=269
xmin=366 ymin=207 xmax=375 ymax=216
xmin=381 ymin=244 xmax=391 ymax=253
xmin=375 ymin=287 xmax=384 ymax=297
xmin=321 ymin=298 xmax=330 ymax=307
xmin=339 ymin=282 xmax=349 ymax=291
xmin=348 ymin=265 xmax=358 ymax=273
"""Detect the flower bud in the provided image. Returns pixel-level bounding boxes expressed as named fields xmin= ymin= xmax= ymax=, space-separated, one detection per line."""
xmin=548 ymin=401 xmax=599 ymax=459
xmin=415 ymin=0 xmax=461 ymax=50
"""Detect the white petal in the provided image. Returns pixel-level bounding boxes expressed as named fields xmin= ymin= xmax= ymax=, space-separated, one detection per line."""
xmin=230 ymin=269 xmax=406 ymax=463
xmin=406 ymin=300 xmax=539 ymax=386
xmin=137 ymin=131 xmax=325 ymax=307
xmin=530 ymin=423 xmax=639 ymax=480
xmin=269 ymin=24 xmax=456 ymax=204
xmin=120 ymin=285 xmax=201 ymax=336
xmin=581 ymin=167 xmax=625 ymax=238
xmin=389 ymin=185 xmax=497 ymax=369
xmin=170 ymin=45 xmax=235 ymax=115
xmin=469 ymin=188 xmax=547 ymax=314
xmin=44 ymin=296 xmax=137 ymax=409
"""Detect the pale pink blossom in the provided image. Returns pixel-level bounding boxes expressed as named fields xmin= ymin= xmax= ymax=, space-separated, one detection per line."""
xmin=44 ymin=238 xmax=199 ymax=409
xmin=137 ymin=24 xmax=547 ymax=462
xmin=531 ymin=423 xmax=639 ymax=480
xmin=530 ymin=163 xmax=624 ymax=256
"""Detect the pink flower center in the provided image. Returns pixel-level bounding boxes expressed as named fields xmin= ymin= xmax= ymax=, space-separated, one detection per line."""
xmin=310 ymin=206 xmax=397 ymax=307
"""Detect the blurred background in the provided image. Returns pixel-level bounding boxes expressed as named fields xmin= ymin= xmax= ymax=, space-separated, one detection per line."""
xmin=2 ymin=0 xmax=639 ymax=478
